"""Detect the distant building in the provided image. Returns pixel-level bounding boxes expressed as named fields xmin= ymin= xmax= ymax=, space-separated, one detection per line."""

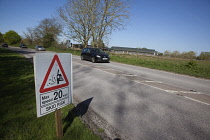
xmin=72 ymin=44 xmax=83 ymax=49
xmin=72 ymin=44 xmax=92 ymax=49
xmin=71 ymin=44 xmax=110 ymax=51
xmin=111 ymin=46 xmax=158 ymax=56
xmin=99 ymin=47 xmax=109 ymax=51
xmin=62 ymin=39 xmax=72 ymax=48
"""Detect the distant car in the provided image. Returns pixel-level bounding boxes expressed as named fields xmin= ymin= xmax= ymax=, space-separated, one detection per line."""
xmin=2 ymin=43 xmax=8 ymax=47
xmin=35 ymin=46 xmax=45 ymax=51
xmin=81 ymin=48 xmax=110 ymax=63
xmin=20 ymin=44 xmax=27 ymax=48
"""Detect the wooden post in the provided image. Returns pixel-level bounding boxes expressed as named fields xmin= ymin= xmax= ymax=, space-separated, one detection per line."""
xmin=55 ymin=109 xmax=63 ymax=139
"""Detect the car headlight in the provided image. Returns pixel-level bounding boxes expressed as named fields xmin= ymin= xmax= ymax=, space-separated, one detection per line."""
xmin=96 ymin=55 xmax=101 ymax=58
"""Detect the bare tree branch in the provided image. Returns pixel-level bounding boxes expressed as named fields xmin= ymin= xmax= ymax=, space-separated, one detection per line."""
xmin=57 ymin=0 xmax=130 ymax=48
xmin=23 ymin=27 xmax=34 ymax=45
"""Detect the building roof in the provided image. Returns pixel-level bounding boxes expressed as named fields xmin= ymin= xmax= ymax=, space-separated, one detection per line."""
xmin=111 ymin=46 xmax=156 ymax=53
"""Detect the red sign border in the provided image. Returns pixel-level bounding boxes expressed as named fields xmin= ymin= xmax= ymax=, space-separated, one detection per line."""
xmin=39 ymin=54 xmax=69 ymax=93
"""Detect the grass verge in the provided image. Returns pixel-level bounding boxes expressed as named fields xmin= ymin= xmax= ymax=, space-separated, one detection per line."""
xmin=110 ymin=53 xmax=210 ymax=79
xmin=0 ymin=48 xmax=101 ymax=140
xmin=47 ymin=47 xmax=81 ymax=56
xmin=11 ymin=44 xmax=210 ymax=79
xmin=46 ymin=46 xmax=210 ymax=79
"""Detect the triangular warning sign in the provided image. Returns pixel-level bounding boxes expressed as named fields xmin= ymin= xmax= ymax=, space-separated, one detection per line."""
xmin=39 ymin=54 xmax=69 ymax=93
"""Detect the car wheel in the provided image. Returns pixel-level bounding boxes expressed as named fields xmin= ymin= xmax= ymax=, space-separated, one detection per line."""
xmin=81 ymin=55 xmax=84 ymax=60
xmin=92 ymin=57 xmax=96 ymax=63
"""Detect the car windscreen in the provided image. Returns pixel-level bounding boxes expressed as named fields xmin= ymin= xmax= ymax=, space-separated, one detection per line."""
xmin=92 ymin=49 xmax=104 ymax=53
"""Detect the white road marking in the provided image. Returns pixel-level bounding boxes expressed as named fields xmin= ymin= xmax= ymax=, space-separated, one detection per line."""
xmin=74 ymin=61 xmax=210 ymax=106
xmin=184 ymin=96 xmax=210 ymax=106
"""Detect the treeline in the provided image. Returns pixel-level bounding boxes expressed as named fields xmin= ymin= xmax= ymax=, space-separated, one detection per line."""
xmin=197 ymin=52 xmax=210 ymax=61
xmin=1 ymin=0 xmax=130 ymax=49
xmin=163 ymin=50 xmax=210 ymax=61
xmin=0 ymin=30 xmax=21 ymax=45
xmin=22 ymin=18 xmax=62 ymax=48
xmin=0 ymin=18 xmax=62 ymax=48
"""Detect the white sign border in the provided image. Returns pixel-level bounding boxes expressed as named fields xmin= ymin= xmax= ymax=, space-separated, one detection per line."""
xmin=34 ymin=53 xmax=73 ymax=117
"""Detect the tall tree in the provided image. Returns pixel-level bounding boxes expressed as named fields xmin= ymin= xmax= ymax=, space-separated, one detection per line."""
xmin=3 ymin=30 xmax=21 ymax=45
xmin=37 ymin=18 xmax=62 ymax=37
xmin=58 ymin=0 xmax=93 ymax=48
xmin=164 ymin=50 xmax=171 ymax=57
xmin=171 ymin=51 xmax=180 ymax=58
xmin=58 ymin=0 xmax=130 ymax=48
xmin=23 ymin=27 xmax=34 ymax=45
xmin=0 ymin=32 xmax=4 ymax=43
xmin=33 ymin=18 xmax=62 ymax=47
xmin=91 ymin=0 xmax=130 ymax=47
xmin=42 ymin=33 xmax=56 ymax=48
xmin=198 ymin=52 xmax=210 ymax=60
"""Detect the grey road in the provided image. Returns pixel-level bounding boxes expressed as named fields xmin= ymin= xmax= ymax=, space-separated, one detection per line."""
xmin=6 ymin=46 xmax=210 ymax=140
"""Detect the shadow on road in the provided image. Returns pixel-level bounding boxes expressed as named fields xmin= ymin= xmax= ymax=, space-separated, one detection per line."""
xmin=63 ymin=97 xmax=93 ymax=134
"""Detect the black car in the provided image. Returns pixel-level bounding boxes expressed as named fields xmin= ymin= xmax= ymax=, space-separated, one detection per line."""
xmin=20 ymin=44 xmax=27 ymax=48
xmin=81 ymin=48 xmax=110 ymax=63
xmin=2 ymin=43 xmax=8 ymax=47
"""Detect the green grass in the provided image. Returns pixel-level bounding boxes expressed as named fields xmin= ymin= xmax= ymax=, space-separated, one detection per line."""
xmin=48 ymin=47 xmax=210 ymax=79
xmin=12 ymin=44 xmax=81 ymax=55
xmin=10 ymin=44 xmax=210 ymax=79
xmin=110 ymin=53 xmax=210 ymax=79
xmin=0 ymin=48 xmax=101 ymax=140
xmin=47 ymin=47 xmax=81 ymax=56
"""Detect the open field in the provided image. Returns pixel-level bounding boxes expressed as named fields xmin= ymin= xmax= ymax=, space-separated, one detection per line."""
xmin=4 ymin=45 xmax=210 ymax=140
xmin=11 ymin=44 xmax=210 ymax=79
xmin=0 ymin=48 xmax=101 ymax=140
xmin=46 ymin=47 xmax=210 ymax=79
xmin=110 ymin=53 xmax=210 ymax=79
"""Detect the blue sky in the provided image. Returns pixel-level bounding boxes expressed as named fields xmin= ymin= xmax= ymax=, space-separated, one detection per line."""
xmin=0 ymin=0 xmax=210 ymax=55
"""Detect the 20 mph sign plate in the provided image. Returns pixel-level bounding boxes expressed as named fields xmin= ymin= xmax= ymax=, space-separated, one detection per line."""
xmin=34 ymin=53 xmax=73 ymax=117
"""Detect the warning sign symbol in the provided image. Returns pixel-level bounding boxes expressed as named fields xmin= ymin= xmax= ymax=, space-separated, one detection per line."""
xmin=57 ymin=69 xmax=64 ymax=84
xmin=39 ymin=54 xmax=69 ymax=93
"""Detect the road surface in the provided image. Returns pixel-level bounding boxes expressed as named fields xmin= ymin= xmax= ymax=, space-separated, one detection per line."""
xmin=6 ymin=46 xmax=210 ymax=140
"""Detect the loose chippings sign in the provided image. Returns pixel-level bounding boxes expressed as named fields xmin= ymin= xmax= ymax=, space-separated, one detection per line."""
xmin=34 ymin=53 xmax=73 ymax=117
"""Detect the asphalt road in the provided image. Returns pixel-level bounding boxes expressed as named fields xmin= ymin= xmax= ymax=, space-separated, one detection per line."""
xmin=6 ymin=46 xmax=210 ymax=140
